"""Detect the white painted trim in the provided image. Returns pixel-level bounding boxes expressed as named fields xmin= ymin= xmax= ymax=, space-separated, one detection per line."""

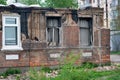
xmin=1 ymin=14 xmax=23 ymax=51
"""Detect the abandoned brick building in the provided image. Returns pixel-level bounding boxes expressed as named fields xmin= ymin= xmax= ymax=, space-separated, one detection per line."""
xmin=0 ymin=5 xmax=110 ymax=69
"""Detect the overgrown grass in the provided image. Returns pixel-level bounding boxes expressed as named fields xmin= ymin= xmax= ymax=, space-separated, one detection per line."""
xmin=28 ymin=66 xmax=120 ymax=80
xmin=106 ymin=73 xmax=120 ymax=80
xmin=29 ymin=68 xmax=47 ymax=80
xmin=91 ymin=69 xmax=120 ymax=80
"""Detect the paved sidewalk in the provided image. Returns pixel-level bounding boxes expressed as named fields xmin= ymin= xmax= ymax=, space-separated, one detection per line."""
xmin=110 ymin=54 xmax=120 ymax=63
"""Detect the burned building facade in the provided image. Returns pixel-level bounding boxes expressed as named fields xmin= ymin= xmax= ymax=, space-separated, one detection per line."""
xmin=0 ymin=5 xmax=110 ymax=69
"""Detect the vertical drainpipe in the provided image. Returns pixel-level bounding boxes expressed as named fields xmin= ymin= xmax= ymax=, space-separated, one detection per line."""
xmin=97 ymin=0 xmax=100 ymax=7
xmin=97 ymin=13 xmax=102 ymax=67
xmin=106 ymin=0 xmax=108 ymax=28
xmin=98 ymin=27 xmax=102 ymax=66
xmin=97 ymin=0 xmax=102 ymax=67
xmin=29 ymin=9 xmax=33 ymax=68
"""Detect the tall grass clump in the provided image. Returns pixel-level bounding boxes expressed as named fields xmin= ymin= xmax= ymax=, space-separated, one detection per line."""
xmin=49 ymin=52 xmax=95 ymax=80
xmin=28 ymin=68 xmax=48 ymax=80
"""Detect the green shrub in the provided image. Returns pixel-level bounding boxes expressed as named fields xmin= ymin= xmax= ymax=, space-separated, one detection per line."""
xmin=81 ymin=62 xmax=98 ymax=69
xmin=5 ymin=68 xmax=21 ymax=75
xmin=0 ymin=68 xmax=21 ymax=78
xmin=41 ymin=67 xmax=52 ymax=73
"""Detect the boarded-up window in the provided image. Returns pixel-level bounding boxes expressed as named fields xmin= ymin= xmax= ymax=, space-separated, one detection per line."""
xmin=79 ymin=18 xmax=92 ymax=46
xmin=47 ymin=17 xmax=61 ymax=46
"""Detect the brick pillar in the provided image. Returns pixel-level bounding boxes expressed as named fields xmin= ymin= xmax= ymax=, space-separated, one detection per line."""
xmin=93 ymin=28 xmax=110 ymax=64
xmin=101 ymin=28 xmax=110 ymax=63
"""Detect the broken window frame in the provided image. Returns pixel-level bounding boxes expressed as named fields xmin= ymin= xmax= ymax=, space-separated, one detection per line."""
xmin=1 ymin=14 xmax=23 ymax=50
xmin=46 ymin=17 xmax=61 ymax=47
xmin=79 ymin=18 xmax=93 ymax=46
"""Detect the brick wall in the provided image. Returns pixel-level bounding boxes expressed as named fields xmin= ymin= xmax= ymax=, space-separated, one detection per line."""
xmin=93 ymin=28 xmax=110 ymax=64
xmin=101 ymin=29 xmax=110 ymax=63
xmin=0 ymin=46 xmax=110 ymax=68
xmin=0 ymin=49 xmax=82 ymax=68
xmin=101 ymin=29 xmax=110 ymax=47
xmin=63 ymin=26 xmax=79 ymax=47
xmin=1 ymin=51 xmax=30 ymax=67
